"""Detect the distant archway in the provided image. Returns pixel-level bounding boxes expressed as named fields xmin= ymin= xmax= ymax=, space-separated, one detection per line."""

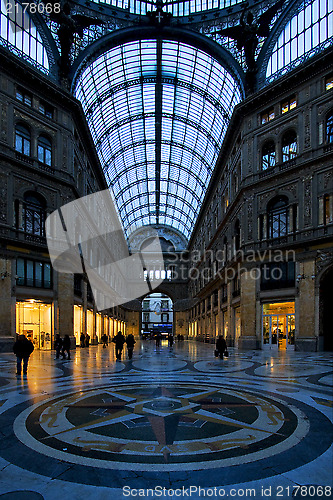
xmin=141 ymin=292 xmax=173 ymax=340
xmin=320 ymin=268 xmax=333 ymax=351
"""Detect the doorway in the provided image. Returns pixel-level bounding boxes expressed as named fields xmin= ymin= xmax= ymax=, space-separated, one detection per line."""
xmin=320 ymin=269 xmax=333 ymax=351
xmin=141 ymin=292 xmax=173 ymax=340
xmin=16 ymin=300 xmax=53 ymax=350
xmin=262 ymin=302 xmax=295 ymax=350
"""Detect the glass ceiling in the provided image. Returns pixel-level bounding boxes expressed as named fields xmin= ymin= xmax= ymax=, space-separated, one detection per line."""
xmin=75 ymin=40 xmax=242 ymax=240
xmin=88 ymin=0 xmax=245 ymax=17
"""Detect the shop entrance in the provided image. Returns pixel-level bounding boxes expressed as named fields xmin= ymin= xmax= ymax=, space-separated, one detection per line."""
xmin=16 ymin=300 xmax=53 ymax=350
xmin=262 ymin=302 xmax=295 ymax=350
xmin=320 ymin=268 xmax=333 ymax=351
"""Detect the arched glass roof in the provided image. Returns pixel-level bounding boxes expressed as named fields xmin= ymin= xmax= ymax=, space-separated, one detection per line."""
xmin=75 ymin=39 xmax=242 ymax=240
xmin=88 ymin=0 xmax=245 ymax=17
xmin=0 ymin=0 xmax=49 ymax=72
xmin=266 ymin=0 xmax=333 ymax=83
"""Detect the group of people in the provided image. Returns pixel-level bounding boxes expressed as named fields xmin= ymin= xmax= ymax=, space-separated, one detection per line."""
xmin=80 ymin=332 xmax=90 ymax=348
xmin=155 ymin=333 xmax=174 ymax=348
xmin=13 ymin=331 xmax=228 ymax=376
xmin=112 ymin=331 xmax=135 ymax=360
xmin=54 ymin=334 xmax=71 ymax=359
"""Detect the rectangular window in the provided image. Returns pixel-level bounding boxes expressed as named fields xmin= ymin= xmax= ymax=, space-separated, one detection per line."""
xmin=261 ymin=108 xmax=275 ymax=124
xmin=39 ymin=101 xmax=54 ymax=119
xmin=281 ymin=95 xmax=297 ymax=113
xmin=16 ymin=88 xmax=32 ymax=106
xmin=16 ymin=259 xmax=53 ymax=288
xmin=261 ymin=262 xmax=295 ymax=290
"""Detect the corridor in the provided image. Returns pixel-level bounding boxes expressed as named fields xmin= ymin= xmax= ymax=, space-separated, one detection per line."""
xmin=0 ymin=340 xmax=332 ymax=499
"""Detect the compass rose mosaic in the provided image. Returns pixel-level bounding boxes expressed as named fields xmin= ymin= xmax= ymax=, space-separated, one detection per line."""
xmin=11 ymin=380 xmax=328 ymax=476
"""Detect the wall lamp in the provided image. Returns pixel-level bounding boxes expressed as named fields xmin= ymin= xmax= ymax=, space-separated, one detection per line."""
xmin=296 ymin=273 xmax=316 ymax=282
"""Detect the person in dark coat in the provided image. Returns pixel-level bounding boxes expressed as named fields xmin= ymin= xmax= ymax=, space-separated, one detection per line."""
xmin=125 ymin=334 xmax=136 ymax=359
xmin=216 ymin=335 xmax=227 ymax=359
xmin=155 ymin=332 xmax=162 ymax=347
xmin=62 ymin=334 xmax=71 ymax=360
xmin=168 ymin=334 xmax=174 ymax=347
xmin=13 ymin=334 xmax=34 ymax=375
xmin=54 ymin=334 xmax=62 ymax=359
xmin=101 ymin=333 xmax=108 ymax=348
xmin=112 ymin=331 xmax=125 ymax=360
xmin=80 ymin=332 xmax=85 ymax=347
xmin=85 ymin=333 xmax=90 ymax=347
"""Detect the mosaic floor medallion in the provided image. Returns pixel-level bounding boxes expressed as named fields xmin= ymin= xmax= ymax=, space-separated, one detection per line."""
xmin=12 ymin=381 xmax=326 ymax=475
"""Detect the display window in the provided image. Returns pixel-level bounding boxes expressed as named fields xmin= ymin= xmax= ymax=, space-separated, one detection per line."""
xmin=16 ymin=300 xmax=53 ymax=350
xmin=262 ymin=301 xmax=295 ymax=350
xmin=87 ymin=309 xmax=94 ymax=337
xmin=74 ymin=305 xmax=83 ymax=346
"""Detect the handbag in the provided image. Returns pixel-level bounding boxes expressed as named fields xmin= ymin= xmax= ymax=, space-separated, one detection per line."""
xmin=214 ymin=349 xmax=219 ymax=357
xmin=224 ymin=350 xmax=229 ymax=358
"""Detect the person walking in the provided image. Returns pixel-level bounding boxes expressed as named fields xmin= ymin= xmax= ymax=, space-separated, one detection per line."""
xmin=13 ymin=334 xmax=34 ymax=375
xmin=85 ymin=333 xmax=90 ymax=347
xmin=216 ymin=335 xmax=227 ymax=359
xmin=112 ymin=331 xmax=125 ymax=360
xmin=80 ymin=332 xmax=85 ymax=348
xmin=126 ymin=334 xmax=136 ymax=360
xmin=54 ymin=334 xmax=62 ymax=359
xmin=168 ymin=333 xmax=174 ymax=348
xmin=101 ymin=333 xmax=108 ymax=348
xmin=62 ymin=334 xmax=71 ymax=360
xmin=155 ymin=332 xmax=162 ymax=348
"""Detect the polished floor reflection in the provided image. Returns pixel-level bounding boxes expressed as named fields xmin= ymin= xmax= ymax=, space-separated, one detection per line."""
xmin=0 ymin=340 xmax=332 ymax=499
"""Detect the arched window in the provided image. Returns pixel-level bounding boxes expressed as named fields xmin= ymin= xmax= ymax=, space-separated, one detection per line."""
xmin=15 ymin=124 xmax=31 ymax=156
xmin=282 ymin=131 xmax=297 ymax=162
xmin=37 ymin=135 xmax=52 ymax=166
xmin=22 ymin=192 xmax=46 ymax=236
xmin=267 ymin=196 xmax=289 ymax=239
xmin=262 ymin=141 xmax=276 ymax=170
xmin=326 ymin=112 xmax=333 ymax=143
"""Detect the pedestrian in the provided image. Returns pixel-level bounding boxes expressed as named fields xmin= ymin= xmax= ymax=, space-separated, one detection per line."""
xmin=54 ymin=334 xmax=62 ymax=359
xmin=13 ymin=334 xmax=34 ymax=375
xmin=85 ymin=333 xmax=90 ymax=347
xmin=80 ymin=332 xmax=85 ymax=348
xmin=168 ymin=333 xmax=174 ymax=347
xmin=101 ymin=333 xmax=108 ymax=348
xmin=112 ymin=331 xmax=125 ymax=360
xmin=155 ymin=332 xmax=162 ymax=347
xmin=216 ymin=335 xmax=227 ymax=359
xmin=62 ymin=334 xmax=71 ymax=360
xmin=126 ymin=333 xmax=136 ymax=359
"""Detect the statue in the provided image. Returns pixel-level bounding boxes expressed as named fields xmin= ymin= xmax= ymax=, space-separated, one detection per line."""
xmin=48 ymin=1 xmax=104 ymax=79
xmin=216 ymin=0 xmax=285 ymax=92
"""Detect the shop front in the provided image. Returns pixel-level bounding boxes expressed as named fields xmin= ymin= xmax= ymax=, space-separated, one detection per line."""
xmin=74 ymin=305 xmax=83 ymax=346
xmin=16 ymin=300 xmax=53 ymax=350
xmin=262 ymin=302 xmax=295 ymax=350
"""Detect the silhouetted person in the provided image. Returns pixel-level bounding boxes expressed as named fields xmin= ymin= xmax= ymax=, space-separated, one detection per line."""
xmin=168 ymin=334 xmax=174 ymax=347
xmin=13 ymin=334 xmax=34 ymax=375
xmin=216 ymin=335 xmax=227 ymax=359
xmin=126 ymin=334 xmax=136 ymax=359
xmin=85 ymin=333 xmax=90 ymax=347
xmin=80 ymin=332 xmax=85 ymax=347
xmin=155 ymin=332 xmax=162 ymax=347
xmin=113 ymin=331 xmax=125 ymax=360
xmin=101 ymin=333 xmax=108 ymax=348
xmin=62 ymin=334 xmax=71 ymax=360
xmin=54 ymin=334 xmax=62 ymax=359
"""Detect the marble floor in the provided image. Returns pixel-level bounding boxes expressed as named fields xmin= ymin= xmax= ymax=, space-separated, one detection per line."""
xmin=0 ymin=340 xmax=332 ymax=500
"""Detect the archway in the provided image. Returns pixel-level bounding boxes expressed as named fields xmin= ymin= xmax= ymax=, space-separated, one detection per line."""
xmin=320 ymin=268 xmax=333 ymax=351
xmin=141 ymin=293 xmax=173 ymax=341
